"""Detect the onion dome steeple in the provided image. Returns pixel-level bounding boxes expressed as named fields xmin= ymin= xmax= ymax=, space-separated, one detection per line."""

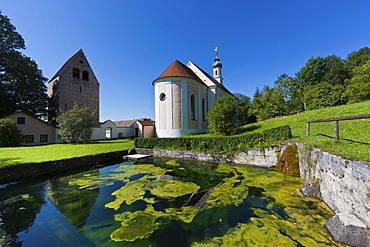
xmin=212 ymin=47 xmax=223 ymax=84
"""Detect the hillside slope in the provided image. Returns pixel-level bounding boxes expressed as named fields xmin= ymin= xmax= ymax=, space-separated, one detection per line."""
xmin=240 ymin=100 xmax=370 ymax=162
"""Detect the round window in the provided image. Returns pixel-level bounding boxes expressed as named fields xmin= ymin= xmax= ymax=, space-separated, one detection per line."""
xmin=159 ymin=93 xmax=166 ymax=101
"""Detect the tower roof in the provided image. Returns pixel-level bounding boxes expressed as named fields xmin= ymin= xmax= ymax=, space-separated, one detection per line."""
xmin=49 ymin=49 xmax=94 ymax=82
xmin=153 ymin=59 xmax=205 ymax=85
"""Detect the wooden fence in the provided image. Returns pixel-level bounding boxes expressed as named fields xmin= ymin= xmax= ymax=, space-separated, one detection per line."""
xmin=306 ymin=114 xmax=370 ymax=142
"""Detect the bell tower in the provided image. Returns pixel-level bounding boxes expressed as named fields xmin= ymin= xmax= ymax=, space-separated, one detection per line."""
xmin=212 ymin=47 xmax=223 ymax=84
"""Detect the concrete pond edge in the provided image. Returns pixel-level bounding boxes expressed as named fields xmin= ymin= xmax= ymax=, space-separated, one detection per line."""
xmin=136 ymin=144 xmax=370 ymax=247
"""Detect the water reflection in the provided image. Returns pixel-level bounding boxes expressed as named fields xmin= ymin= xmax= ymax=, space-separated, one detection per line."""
xmin=46 ymin=171 xmax=99 ymax=231
xmin=0 ymin=158 xmax=343 ymax=246
xmin=0 ymin=181 xmax=45 ymax=246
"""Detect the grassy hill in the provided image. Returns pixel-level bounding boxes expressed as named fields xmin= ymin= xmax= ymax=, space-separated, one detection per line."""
xmin=238 ymin=100 xmax=370 ymax=162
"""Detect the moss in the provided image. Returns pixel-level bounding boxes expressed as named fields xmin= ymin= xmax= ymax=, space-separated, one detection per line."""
xmin=276 ymin=144 xmax=300 ymax=177
xmin=151 ymin=180 xmax=200 ymax=198
xmin=105 ymin=179 xmax=149 ymax=210
xmin=111 ymin=211 xmax=159 ymax=242
xmin=191 ymin=164 xmax=342 ymax=246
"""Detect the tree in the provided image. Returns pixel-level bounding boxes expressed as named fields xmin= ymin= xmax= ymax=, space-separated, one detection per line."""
xmin=342 ymin=60 xmax=370 ymax=103
xmin=250 ymin=87 xmax=286 ymax=121
xmin=0 ymin=118 xmax=23 ymax=147
xmin=344 ymin=47 xmax=370 ymax=73
xmin=304 ymin=82 xmax=344 ymax=110
xmin=207 ymin=95 xmax=237 ymax=136
xmin=57 ymin=103 xmax=94 ymax=143
xmin=234 ymin=93 xmax=255 ymax=126
xmin=0 ymin=12 xmax=48 ymax=118
xmin=274 ymin=74 xmax=303 ymax=114
xmin=296 ymin=55 xmax=349 ymax=110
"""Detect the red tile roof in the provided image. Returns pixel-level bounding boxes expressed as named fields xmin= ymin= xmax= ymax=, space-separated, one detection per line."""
xmin=153 ymin=60 xmax=205 ymax=85
xmin=137 ymin=120 xmax=155 ymax=126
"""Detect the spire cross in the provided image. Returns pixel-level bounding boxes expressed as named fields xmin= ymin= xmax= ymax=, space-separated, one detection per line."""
xmin=215 ymin=46 xmax=218 ymax=57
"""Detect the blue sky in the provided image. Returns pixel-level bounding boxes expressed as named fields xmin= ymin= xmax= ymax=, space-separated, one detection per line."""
xmin=2 ymin=1 xmax=370 ymax=121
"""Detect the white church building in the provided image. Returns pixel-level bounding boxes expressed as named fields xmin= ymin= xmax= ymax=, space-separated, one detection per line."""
xmin=153 ymin=49 xmax=233 ymax=137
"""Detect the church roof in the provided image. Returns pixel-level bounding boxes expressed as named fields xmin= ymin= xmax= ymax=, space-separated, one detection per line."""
xmin=188 ymin=61 xmax=233 ymax=96
xmin=48 ymin=49 xmax=85 ymax=82
xmin=153 ymin=60 xmax=205 ymax=85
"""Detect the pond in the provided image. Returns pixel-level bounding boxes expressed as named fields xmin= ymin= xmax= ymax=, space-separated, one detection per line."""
xmin=0 ymin=158 xmax=343 ymax=246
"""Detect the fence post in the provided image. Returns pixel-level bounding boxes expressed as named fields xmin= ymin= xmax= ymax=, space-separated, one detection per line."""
xmin=307 ymin=122 xmax=310 ymax=136
xmin=334 ymin=120 xmax=339 ymax=142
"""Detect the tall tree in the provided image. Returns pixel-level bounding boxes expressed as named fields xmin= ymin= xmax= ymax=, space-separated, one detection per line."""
xmin=250 ymin=87 xmax=286 ymax=121
xmin=207 ymin=95 xmax=237 ymax=136
xmin=234 ymin=93 xmax=255 ymax=126
xmin=274 ymin=74 xmax=303 ymax=114
xmin=0 ymin=12 xmax=48 ymax=118
xmin=57 ymin=103 xmax=94 ymax=143
xmin=344 ymin=47 xmax=370 ymax=73
xmin=342 ymin=60 xmax=370 ymax=103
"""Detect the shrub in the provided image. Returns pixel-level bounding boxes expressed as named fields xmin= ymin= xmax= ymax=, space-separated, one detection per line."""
xmin=0 ymin=118 xmax=23 ymax=147
xmin=135 ymin=125 xmax=292 ymax=154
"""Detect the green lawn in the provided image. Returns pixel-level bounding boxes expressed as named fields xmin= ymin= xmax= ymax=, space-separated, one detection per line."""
xmin=0 ymin=139 xmax=135 ymax=168
xmin=191 ymin=101 xmax=370 ymax=162
xmin=239 ymin=101 xmax=370 ymax=162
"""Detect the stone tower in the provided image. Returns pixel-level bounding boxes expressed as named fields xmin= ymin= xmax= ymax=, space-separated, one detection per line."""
xmin=48 ymin=49 xmax=100 ymax=126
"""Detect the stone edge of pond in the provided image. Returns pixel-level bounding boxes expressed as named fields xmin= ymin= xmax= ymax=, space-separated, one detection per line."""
xmin=0 ymin=150 xmax=130 ymax=184
xmin=136 ymin=145 xmax=370 ymax=247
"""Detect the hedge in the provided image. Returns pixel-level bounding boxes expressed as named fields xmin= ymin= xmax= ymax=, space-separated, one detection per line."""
xmin=135 ymin=125 xmax=292 ymax=154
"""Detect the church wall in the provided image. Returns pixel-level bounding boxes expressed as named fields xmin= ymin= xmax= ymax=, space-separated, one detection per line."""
xmin=157 ymin=83 xmax=167 ymax=130
xmin=172 ymin=81 xmax=182 ymax=129
xmin=187 ymin=82 xmax=199 ymax=130
xmin=200 ymin=88 xmax=208 ymax=129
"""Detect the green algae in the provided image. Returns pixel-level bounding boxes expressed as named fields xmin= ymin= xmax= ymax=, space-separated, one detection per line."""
xmin=66 ymin=160 xmax=341 ymax=245
xmin=111 ymin=210 xmax=160 ymax=242
xmin=150 ymin=180 xmax=200 ymax=198
xmin=191 ymin=164 xmax=344 ymax=247
xmin=165 ymin=159 xmax=181 ymax=166
xmin=68 ymin=163 xmax=168 ymax=190
xmin=105 ymin=179 xmax=149 ymax=210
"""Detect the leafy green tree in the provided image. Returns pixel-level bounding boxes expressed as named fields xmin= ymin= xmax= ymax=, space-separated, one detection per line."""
xmin=344 ymin=47 xmax=370 ymax=73
xmin=234 ymin=93 xmax=255 ymax=126
xmin=342 ymin=60 xmax=370 ymax=103
xmin=0 ymin=12 xmax=48 ymax=118
xmin=274 ymin=74 xmax=303 ymax=114
xmin=250 ymin=87 xmax=286 ymax=121
xmin=57 ymin=103 xmax=94 ymax=143
xmin=296 ymin=55 xmax=349 ymax=110
xmin=296 ymin=55 xmax=348 ymax=87
xmin=304 ymin=82 xmax=344 ymax=110
xmin=0 ymin=118 xmax=23 ymax=147
xmin=207 ymin=95 xmax=237 ymax=136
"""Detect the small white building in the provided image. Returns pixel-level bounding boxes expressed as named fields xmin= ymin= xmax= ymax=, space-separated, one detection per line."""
xmin=3 ymin=110 xmax=57 ymax=145
xmin=152 ymin=49 xmax=233 ymax=137
xmin=91 ymin=119 xmax=155 ymax=140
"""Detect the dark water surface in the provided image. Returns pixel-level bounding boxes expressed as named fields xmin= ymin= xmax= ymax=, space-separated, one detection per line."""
xmin=0 ymin=158 xmax=343 ymax=246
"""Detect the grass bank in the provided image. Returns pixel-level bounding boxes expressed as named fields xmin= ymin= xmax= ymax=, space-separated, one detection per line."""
xmin=192 ymin=101 xmax=370 ymax=162
xmin=0 ymin=139 xmax=135 ymax=169
xmin=242 ymin=101 xmax=370 ymax=162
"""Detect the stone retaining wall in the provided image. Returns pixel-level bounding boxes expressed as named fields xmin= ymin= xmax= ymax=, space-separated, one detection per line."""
xmin=0 ymin=150 xmax=129 ymax=183
xmin=135 ymin=147 xmax=279 ymax=167
xmin=137 ymin=145 xmax=370 ymax=246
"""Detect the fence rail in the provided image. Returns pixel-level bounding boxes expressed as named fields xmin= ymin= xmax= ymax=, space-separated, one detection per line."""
xmin=306 ymin=114 xmax=370 ymax=142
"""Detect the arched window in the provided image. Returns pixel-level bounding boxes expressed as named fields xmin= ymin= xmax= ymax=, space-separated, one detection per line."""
xmin=190 ymin=94 xmax=196 ymax=120
xmin=82 ymin=70 xmax=89 ymax=81
xmin=73 ymin=68 xmax=80 ymax=79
